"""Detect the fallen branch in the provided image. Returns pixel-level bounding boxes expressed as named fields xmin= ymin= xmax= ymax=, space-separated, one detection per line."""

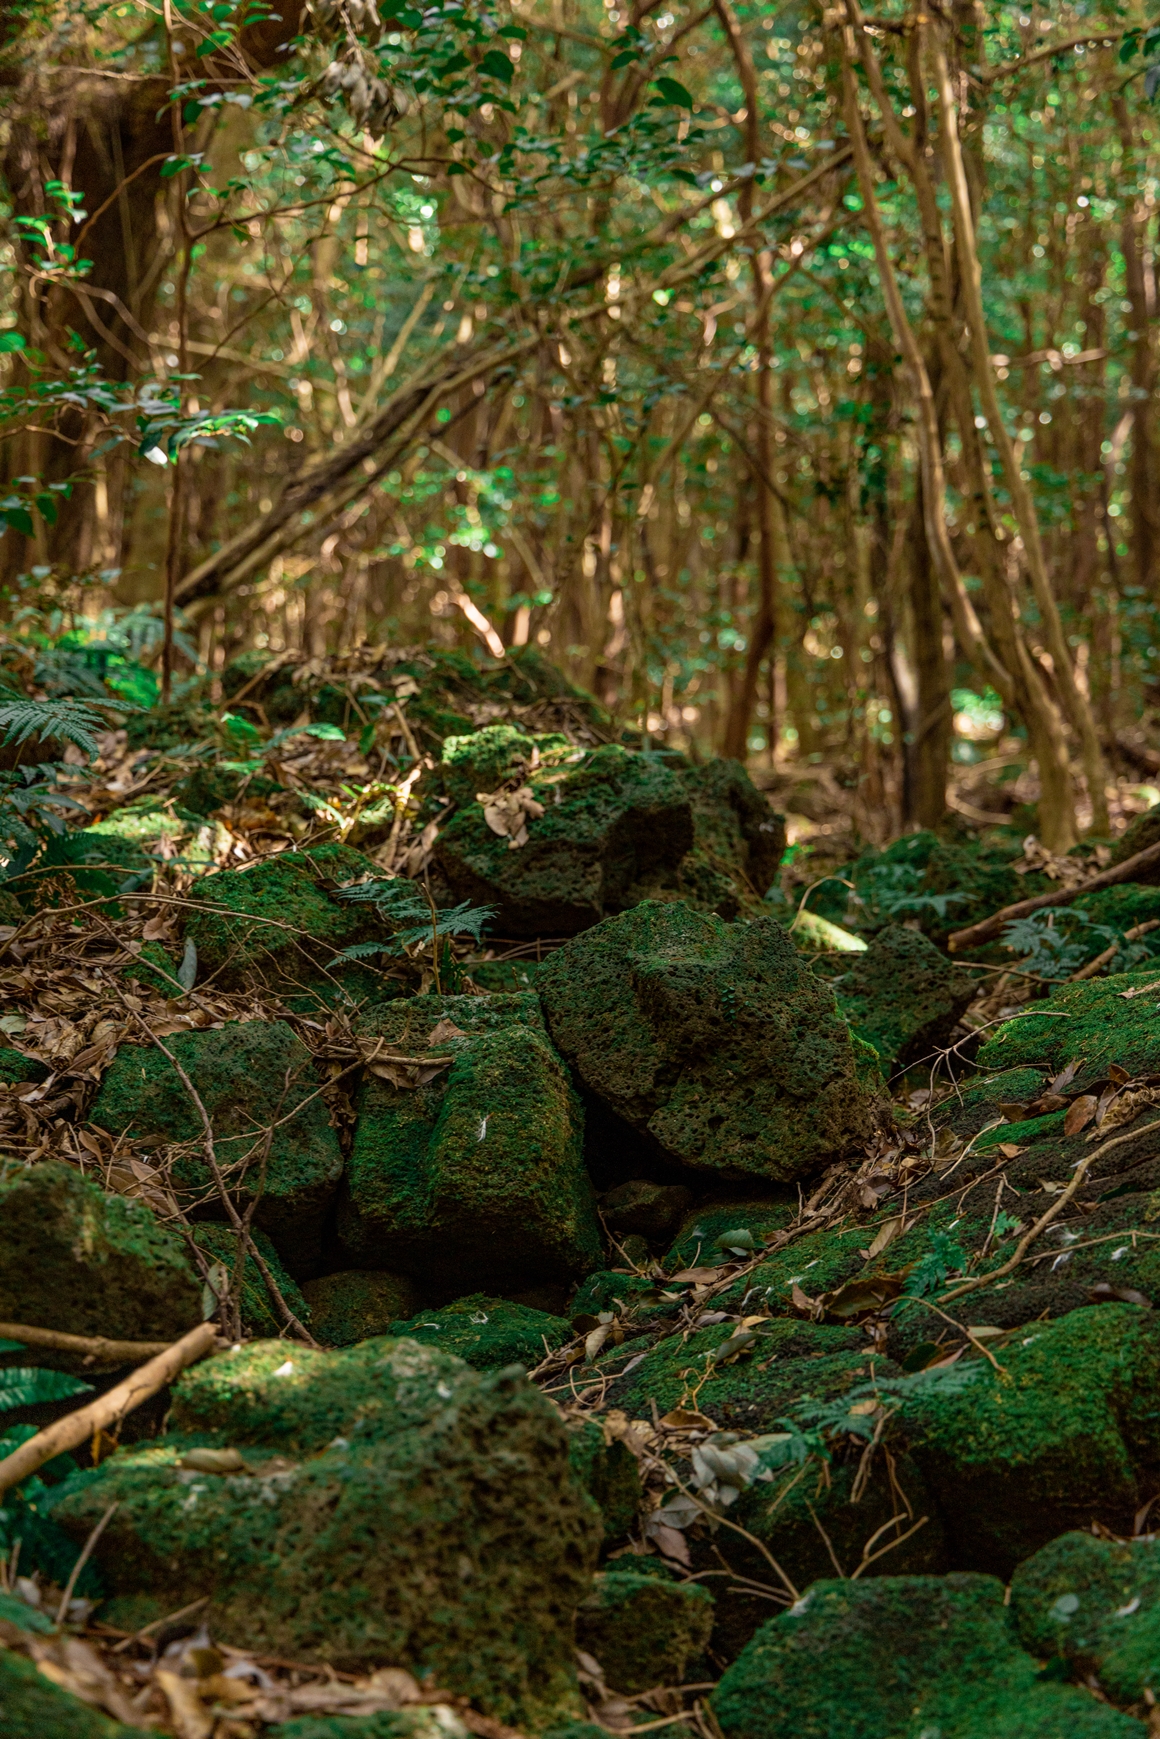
xmin=0 ymin=1323 xmax=174 ymax=1366
xmin=947 ymin=837 xmax=1160 ymax=953
xmin=0 ymin=1321 xmax=218 ymax=1498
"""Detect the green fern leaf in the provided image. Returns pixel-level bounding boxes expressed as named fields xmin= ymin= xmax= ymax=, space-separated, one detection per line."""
xmin=0 ymin=1366 xmax=93 ymax=1413
xmin=0 ymin=696 xmax=110 ymax=756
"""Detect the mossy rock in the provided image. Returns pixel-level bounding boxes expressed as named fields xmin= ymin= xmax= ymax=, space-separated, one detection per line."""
xmin=565 ymin=1417 xmax=642 ymax=1544
xmin=600 ymin=1179 xmax=693 ymax=1243
xmin=89 ymin=1021 xmax=343 ymax=1276
xmin=576 ymin=1570 xmax=714 ymax=1692
xmin=813 ymin=830 xmax=1042 ymax=946
xmin=436 ymin=743 xmax=695 ymax=937
xmin=898 ymin=1303 xmax=1160 ymax=1575
xmin=192 ymin=1224 xmax=311 ymax=1337
xmin=0 ymin=1159 xmax=200 ymax=1344
xmin=976 ymin=966 xmax=1160 ymax=1092
xmin=1010 ymin=1530 xmax=1160 ymax=1704
xmin=638 ymin=759 xmax=787 ymax=917
xmin=470 ymin=957 xmax=546 ymax=993
xmin=337 ymin=994 xmax=602 ymax=1291
xmin=440 ymin=723 xmax=574 ymax=806
xmin=182 ymin=842 xmax=386 ymax=994
xmin=48 ymin=1338 xmax=601 ymax=1725
xmin=389 ymin=1294 xmax=569 ymax=1369
xmin=539 ymin=902 xmax=884 ymax=1183
xmin=712 ymin=1573 xmax=1146 ymax=1739
xmin=0 ymin=1648 xmax=140 ymax=1739
xmin=0 ymin=885 xmax=24 ymax=925
xmin=301 ymin=1270 xmax=417 ymax=1346
xmin=270 ymin=1713 xmax=470 ymax=1739
xmin=0 ymin=1045 xmax=47 ymax=1084
xmin=830 ymin=924 xmax=976 ymax=1075
xmin=665 ymin=1198 xmax=797 ymax=1270
xmin=1109 ymin=807 xmax=1160 ymax=876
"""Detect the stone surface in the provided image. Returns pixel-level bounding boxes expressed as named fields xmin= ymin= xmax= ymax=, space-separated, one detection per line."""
xmin=828 ymin=923 xmax=976 ymax=1075
xmin=0 ymin=1045 xmax=47 ymax=1084
xmin=564 ymin=1417 xmax=641 ymax=1545
xmin=50 ymin=1338 xmax=600 ymax=1726
xmin=182 ymin=841 xmax=385 ymax=996
xmin=337 ymin=994 xmax=602 ymax=1292
xmin=436 ymin=743 xmax=695 ymax=937
xmin=712 ymin=1574 xmax=1145 ymax=1739
xmin=192 ymin=1224 xmax=312 ymax=1337
xmin=599 ymin=1179 xmax=692 ymax=1243
xmin=810 ymin=830 xmax=1043 ymax=947
xmin=302 ymin=1270 xmax=417 ymax=1346
xmin=388 ymin=1294 xmax=569 ymax=1369
xmin=0 ymin=1159 xmax=200 ymax=1343
xmin=539 ymin=902 xmax=884 ymax=1182
xmin=976 ymin=965 xmax=1160 ymax=1091
xmin=1010 ymin=1531 xmax=1160 ymax=1705
xmin=575 ymin=1569 xmax=714 ymax=1693
xmin=89 ymin=1020 xmax=344 ymax=1276
xmin=1109 ymin=806 xmax=1160 ymax=875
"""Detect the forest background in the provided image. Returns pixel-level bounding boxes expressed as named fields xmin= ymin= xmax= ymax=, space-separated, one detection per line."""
xmin=0 ymin=0 xmax=1158 ymax=858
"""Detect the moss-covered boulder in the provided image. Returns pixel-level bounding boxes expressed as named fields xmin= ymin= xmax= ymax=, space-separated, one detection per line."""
xmin=440 ymin=723 xmax=574 ymax=807
xmin=539 ymin=903 xmax=884 ymax=1182
xmin=0 ymin=1160 xmax=200 ymax=1343
xmin=600 ymin=1179 xmax=692 ymax=1243
xmin=271 ymin=1713 xmax=469 ymax=1739
xmin=301 ymin=1270 xmax=417 ymax=1346
xmin=0 ymin=1648 xmax=140 ymax=1739
xmin=1109 ymin=806 xmax=1160 ymax=875
xmin=712 ymin=1574 xmax=1145 ymax=1739
xmin=565 ymin=1417 xmax=642 ymax=1544
xmin=192 ymin=1224 xmax=312 ymax=1336
xmin=89 ymin=1022 xmax=343 ymax=1276
xmin=337 ymin=994 xmax=602 ymax=1291
xmin=976 ymin=965 xmax=1160 ymax=1091
xmin=182 ymin=842 xmax=385 ymax=995
xmin=665 ymin=1198 xmax=797 ymax=1269
xmin=436 ymin=742 xmax=695 ymax=937
xmin=388 ymin=1294 xmax=569 ymax=1369
xmin=898 ymin=1303 xmax=1160 ymax=1575
xmin=1011 ymin=1531 xmax=1160 ymax=1704
xmin=48 ymin=1338 xmax=601 ymax=1725
xmin=829 ymin=924 xmax=976 ymax=1075
xmin=576 ymin=1570 xmax=714 ymax=1692
xmin=810 ymin=830 xmax=1041 ymax=947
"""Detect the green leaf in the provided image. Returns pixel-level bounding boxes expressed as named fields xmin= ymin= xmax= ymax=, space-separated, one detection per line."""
xmin=0 ymin=332 xmax=26 ymax=353
xmin=1 ymin=507 xmax=34 ymax=537
xmin=478 ymin=49 xmax=514 ymax=84
xmin=653 ymin=76 xmax=693 ymax=107
xmin=0 ymin=1366 xmax=93 ymax=1413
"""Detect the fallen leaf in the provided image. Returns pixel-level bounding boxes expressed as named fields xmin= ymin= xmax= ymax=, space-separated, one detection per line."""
xmin=1108 ymin=1062 xmax=1132 ymax=1084
xmin=816 ymin=1272 xmax=905 ymax=1323
xmin=1028 ymin=1091 xmax=1069 ymax=1116
xmin=865 ymin=1217 xmax=902 ymax=1261
xmin=997 ymin=1142 xmax=1025 ymax=1158
xmin=1049 ymin=1058 xmax=1083 ymax=1093
xmin=667 ymin=1267 xmax=721 ymax=1284
xmin=659 ymin=1408 xmax=717 ymax=1431
xmin=998 ymin=1102 xmax=1028 ymax=1123
xmin=1089 ymin=1282 xmax=1151 ymax=1308
xmin=426 ymin=1018 xmax=468 ymax=1046
xmin=1064 ymin=1094 xmax=1098 ymax=1137
xmin=179 ymin=1448 xmax=246 ymax=1474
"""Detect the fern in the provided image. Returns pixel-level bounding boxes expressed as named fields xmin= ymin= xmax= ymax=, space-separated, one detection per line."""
xmin=0 ymin=694 xmax=116 ymax=757
xmin=0 ymin=1365 xmax=92 ymax=1413
xmin=330 ymin=880 xmax=496 ymax=967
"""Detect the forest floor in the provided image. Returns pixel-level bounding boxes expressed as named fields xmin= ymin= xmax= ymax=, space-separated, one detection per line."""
xmin=1 ymin=643 xmax=1160 ymax=1739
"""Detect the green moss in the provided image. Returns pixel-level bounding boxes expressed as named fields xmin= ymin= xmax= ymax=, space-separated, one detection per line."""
xmin=390 ymin=1294 xmax=569 ymax=1369
xmin=0 ymin=1159 xmax=200 ymax=1342
xmin=470 ymin=958 xmax=545 ymax=993
xmin=441 ymin=724 xmax=573 ymax=806
xmin=1074 ymin=880 xmax=1160 ymax=934
xmin=338 ymin=994 xmax=602 ymax=1291
xmin=539 ymin=903 xmax=884 ymax=1184
xmin=807 ymin=831 xmax=1043 ymax=947
xmin=629 ymin=759 xmax=786 ymax=919
xmin=939 ymin=1067 xmax=1046 ymax=1136
xmin=569 ymin=1270 xmax=675 ymax=1320
xmin=899 ymin=1303 xmax=1160 ymax=1575
xmin=1109 ymin=807 xmax=1160 ymax=870
xmin=1010 ymin=1530 xmax=1160 ymax=1703
xmin=89 ymin=1021 xmax=343 ymax=1276
xmin=302 ymin=1270 xmax=417 ymax=1346
xmin=0 ymin=886 xmax=24 ymax=925
xmin=271 ymin=1713 xmax=471 ymax=1739
xmin=192 ymin=1224 xmax=311 ymax=1336
xmin=0 ymin=1045 xmax=47 ymax=1084
xmin=576 ymin=1571 xmax=714 ymax=1693
xmin=182 ymin=842 xmax=385 ymax=993
xmin=436 ymin=744 xmax=695 ymax=936
xmin=565 ymin=1417 xmax=641 ymax=1544
xmin=0 ymin=1649 xmax=139 ymax=1739
xmin=49 ymin=1338 xmax=601 ymax=1725
xmin=977 ymin=968 xmax=1160 ymax=1091
xmin=831 ymin=924 xmax=976 ymax=1075
xmin=665 ymin=1199 xmax=797 ymax=1270
xmin=712 ymin=1574 xmax=1145 ymax=1739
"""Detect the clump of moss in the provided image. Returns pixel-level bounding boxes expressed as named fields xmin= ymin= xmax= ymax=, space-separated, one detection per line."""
xmin=89 ymin=1021 xmax=343 ymax=1276
xmin=301 ymin=1270 xmax=417 ymax=1346
xmin=182 ymin=841 xmax=386 ymax=994
xmin=389 ymin=1294 xmax=569 ymax=1369
xmin=712 ymin=1574 xmax=1143 ymax=1739
xmin=539 ymin=902 xmax=885 ymax=1183
xmin=338 ymin=994 xmax=602 ymax=1292
xmin=976 ymin=966 xmax=1160 ymax=1091
xmin=809 ymin=830 xmax=1044 ymax=947
xmin=440 ymin=723 xmax=573 ymax=806
xmin=665 ymin=1198 xmax=797 ymax=1270
xmin=576 ymin=1571 xmax=714 ymax=1693
xmin=1109 ymin=807 xmax=1160 ymax=873
xmin=639 ymin=758 xmax=786 ymax=916
xmin=0 ymin=1044 xmax=47 ymax=1084
xmin=192 ymin=1224 xmax=311 ymax=1337
xmin=0 ymin=1159 xmax=201 ymax=1343
xmin=830 ymin=924 xmax=976 ymax=1075
xmin=0 ymin=1648 xmax=140 ymax=1739
xmin=50 ymin=1339 xmax=602 ymax=1726
xmin=1010 ymin=1530 xmax=1160 ymax=1704
xmin=565 ymin=1417 xmax=641 ymax=1544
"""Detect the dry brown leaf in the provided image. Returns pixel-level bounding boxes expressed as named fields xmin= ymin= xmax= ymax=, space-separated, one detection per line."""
xmin=865 ymin=1217 xmax=902 ymax=1261
xmin=155 ymin=1669 xmax=214 ymax=1739
xmin=997 ymin=1142 xmax=1025 ymax=1158
xmin=1108 ymin=1062 xmax=1132 ymax=1085
xmin=667 ymin=1267 xmax=720 ymax=1284
xmin=427 ymin=1018 xmax=468 ymax=1046
xmin=1087 ymin=1085 xmax=1160 ymax=1137
xmin=1063 ymin=1094 xmax=1098 ymax=1137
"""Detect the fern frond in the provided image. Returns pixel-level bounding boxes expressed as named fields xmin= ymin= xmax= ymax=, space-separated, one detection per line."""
xmin=0 ymin=696 xmax=110 ymax=756
xmin=0 ymin=1366 xmax=93 ymax=1413
xmin=326 ymin=941 xmax=395 ymax=967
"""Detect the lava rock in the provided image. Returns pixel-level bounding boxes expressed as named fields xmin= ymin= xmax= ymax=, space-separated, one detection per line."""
xmin=576 ymin=1569 xmax=714 ymax=1693
xmin=193 ymin=1225 xmax=312 ymax=1337
xmin=301 ymin=1270 xmax=417 ymax=1346
xmin=600 ymin=1179 xmax=692 ymax=1242
xmin=388 ymin=1294 xmax=570 ymax=1369
xmin=538 ymin=902 xmax=884 ymax=1182
xmin=830 ymin=923 xmax=976 ymax=1075
xmin=1010 ymin=1530 xmax=1160 ymax=1704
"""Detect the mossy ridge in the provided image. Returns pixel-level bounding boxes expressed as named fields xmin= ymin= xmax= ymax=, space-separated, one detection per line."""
xmin=976 ymin=966 xmax=1160 ymax=1092
xmin=711 ymin=1573 xmax=1145 ymax=1739
xmin=539 ymin=902 xmax=884 ymax=1183
xmin=0 ymin=1648 xmax=140 ymax=1739
xmin=564 ymin=1416 xmax=642 ymax=1544
xmin=389 ymin=1294 xmax=569 ymax=1369
xmin=48 ymin=1339 xmax=601 ymax=1725
xmin=181 ymin=841 xmax=387 ymax=993
xmin=89 ymin=1020 xmax=343 ymax=1277
xmin=575 ymin=1570 xmax=714 ymax=1693
xmin=0 ymin=1159 xmax=200 ymax=1344
xmin=436 ymin=744 xmax=695 ymax=937
xmin=1010 ymin=1530 xmax=1160 ymax=1704
xmin=302 ymin=1270 xmax=417 ymax=1346
xmin=439 ymin=722 xmax=575 ymax=807
xmin=339 ymin=993 xmax=601 ymax=1291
